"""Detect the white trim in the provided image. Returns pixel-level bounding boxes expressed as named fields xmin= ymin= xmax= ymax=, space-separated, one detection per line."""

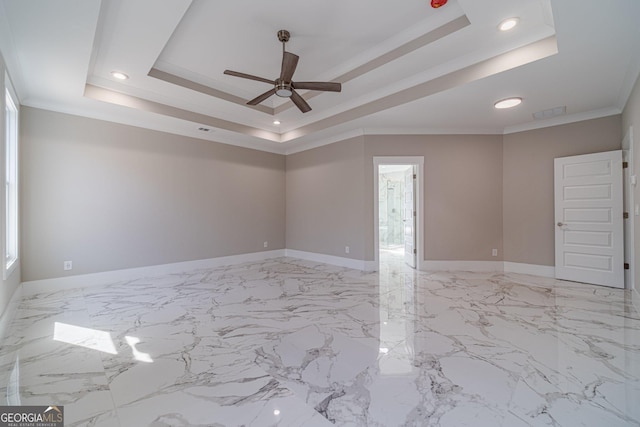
xmin=0 ymin=283 xmax=22 ymax=342
xmin=503 ymin=262 xmax=555 ymax=278
xmin=21 ymin=250 xmax=286 ymax=295
xmin=284 ymin=249 xmax=374 ymax=271
xmin=283 ymin=129 xmax=365 ymax=155
xmin=622 ymin=126 xmax=635 ymax=291
xmin=373 ymin=156 xmax=425 ymax=272
xmin=3 ymin=76 xmax=19 ymax=281
xmin=420 ymin=260 xmax=504 ymax=272
xmin=503 ymin=107 xmax=621 ymax=135
xmin=362 ymin=127 xmax=502 ymax=135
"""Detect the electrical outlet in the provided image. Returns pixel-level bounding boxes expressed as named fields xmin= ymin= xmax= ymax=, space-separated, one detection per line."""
xmin=492 ymin=249 xmax=498 ymax=257
xmin=64 ymin=260 xmax=73 ymax=271
xmin=263 ymin=241 xmax=268 ymax=248
xmin=345 ymin=246 xmax=350 ymax=254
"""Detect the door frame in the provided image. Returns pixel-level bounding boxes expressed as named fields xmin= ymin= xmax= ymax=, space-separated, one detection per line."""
xmin=373 ymin=156 xmax=424 ymax=271
xmin=622 ymin=126 xmax=635 ymax=291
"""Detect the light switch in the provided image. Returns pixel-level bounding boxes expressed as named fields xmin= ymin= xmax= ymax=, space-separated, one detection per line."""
xmin=636 ymin=204 xmax=640 ymax=216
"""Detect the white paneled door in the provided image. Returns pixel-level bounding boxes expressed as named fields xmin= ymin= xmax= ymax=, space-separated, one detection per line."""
xmin=404 ymin=166 xmax=416 ymax=268
xmin=554 ymin=150 xmax=624 ymax=288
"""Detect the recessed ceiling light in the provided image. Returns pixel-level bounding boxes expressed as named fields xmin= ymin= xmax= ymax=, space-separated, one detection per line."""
xmin=111 ymin=71 xmax=129 ymax=80
xmin=494 ymin=97 xmax=522 ymax=109
xmin=498 ymin=17 xmax=519 ymax=31
xmin=273 ymin=120 xmax=281 ymax=125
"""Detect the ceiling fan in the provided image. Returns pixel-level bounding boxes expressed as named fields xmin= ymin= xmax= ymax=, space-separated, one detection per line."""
xmin=224 ymin=30 xmax=342 ymax=113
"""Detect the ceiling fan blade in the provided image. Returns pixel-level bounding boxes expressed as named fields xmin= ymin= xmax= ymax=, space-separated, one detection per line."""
xmin=293 ymin=82 xmax=342 ymax=92
xmin=290 ymin=89 xmax=312 ymax=113
xmin=224 ymin=70 xmax=274 ymax=85
xmin=280 ymin=52 xmax=299 ymax=82
xmin=247 ymin=88 xmax=277 ymax=105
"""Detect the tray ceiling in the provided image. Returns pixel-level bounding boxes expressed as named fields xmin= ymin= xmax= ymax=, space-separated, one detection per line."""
xmin=1 ymin=0 xmax=639 ymax=154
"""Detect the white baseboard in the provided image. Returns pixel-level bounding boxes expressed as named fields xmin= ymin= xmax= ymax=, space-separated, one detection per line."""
xmin=285 ymin=249 xmax=373 ymax=271
xmin=503 ymin=262 xmax=556 ymax=278
xmin=633 ymin=287 xmax=640 ymax=316
xmin=19 ymin=250 xmax=567 ymax=298
xmin=21 ymin=250 xmax=286 ymax=296
xmin=363 ymin=261 xmax=377 ymax=272
xmin=0 ymin=284 xmax=22 ymax=342
xmin=420 ymin=260 xmax=504 ymax=272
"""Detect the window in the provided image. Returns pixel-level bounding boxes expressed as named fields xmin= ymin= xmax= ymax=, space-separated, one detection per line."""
xmin=4 ymin=77 xmax=18 ymax=279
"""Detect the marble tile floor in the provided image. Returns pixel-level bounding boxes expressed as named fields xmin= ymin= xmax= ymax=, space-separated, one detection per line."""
xmin=0 ymin=255 xmax=639 ymax=426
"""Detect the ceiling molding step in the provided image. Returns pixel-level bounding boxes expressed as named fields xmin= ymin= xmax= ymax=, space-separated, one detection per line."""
xmin=503 ymin=107 xmax=622 ymax=135
xmin=283 ymin=129 xmax=366 ymax=155
xmin=121 ymin=34 xmax=558 ymax=147
xmin=21 ymin=98 xmax=287 ymax=155
xmin=84 ymin=84 xmax=281 ymax=142
xmin=273 ymin=14 xmax=471 ymax=115
xmin=148 ymin=68 xmax=273 ymax=115
xmin=280 ymin=35 xmax=558 ymax=143
xmin=362 ymin=127 xmax=502 ymax=135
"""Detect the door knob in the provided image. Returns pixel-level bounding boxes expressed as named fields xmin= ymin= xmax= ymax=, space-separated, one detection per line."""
xmin=557 ymin=222 xmax=564 ymax=227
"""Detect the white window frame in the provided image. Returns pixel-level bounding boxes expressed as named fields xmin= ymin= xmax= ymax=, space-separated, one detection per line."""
xmin=4 ymin=74 xmax=18 ymax=279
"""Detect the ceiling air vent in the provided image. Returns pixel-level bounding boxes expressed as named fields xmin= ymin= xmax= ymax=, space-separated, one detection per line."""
xmin=533 ymin=106 xmax=566 ymax=120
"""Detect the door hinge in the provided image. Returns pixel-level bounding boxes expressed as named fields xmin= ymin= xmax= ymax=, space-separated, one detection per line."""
xmin=624 ymin=263 xmax=630 ymax=270
xmin=623 ymin=161 xmax=628 ymax=169
xmin=413 ymin=249 xmax=417 ymax=254
xmin=413 ymin=174 xmax=416 ymax=179
xmin=624 ymin=212 xmax=629 ymax=219
xmin=413 ymin=211 xmax=416 ymax=217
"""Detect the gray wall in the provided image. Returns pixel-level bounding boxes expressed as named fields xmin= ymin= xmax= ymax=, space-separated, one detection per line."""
xmin=622 ymin=72 xmax=640 ymax=290
xmin=287 ymin=121 xmax=623 ymax=268
xmin=364 ymin=135 xmax=504 ymax=262
xmin=0 ymin=53 xmax=21 ymax=316
xmin=503 ymin=115 xmax=622 ymax=266
xmin=286 ymin=136 xmax=366 ymax=260
xmin=285 ymin=134 xmax=504 ymax=264
xmin=20 ymin=107 xmax=286 ymax=281
xmin=15 ymin=103 xmax=630 ymax=286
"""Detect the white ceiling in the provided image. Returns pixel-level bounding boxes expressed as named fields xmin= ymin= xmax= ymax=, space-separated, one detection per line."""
xmin=1 ymin=0 xmax=639 ymax=154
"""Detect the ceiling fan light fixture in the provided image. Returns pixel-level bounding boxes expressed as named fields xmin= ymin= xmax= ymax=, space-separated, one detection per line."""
xmin=275 ymin=83 xmax=293 ymax=98
xmin=494 ymin=97 xmax=522 ymax=109
xmin=498 ymin=17 xmax=519 ymax=31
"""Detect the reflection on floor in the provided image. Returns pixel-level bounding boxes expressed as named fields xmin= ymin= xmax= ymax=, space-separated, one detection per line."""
xmin=1 ymin=257 xmax=639 ymax=426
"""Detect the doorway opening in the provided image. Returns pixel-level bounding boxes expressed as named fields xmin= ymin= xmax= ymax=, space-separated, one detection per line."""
xmin=379 ymin=165 xmax=414 ymax=269
xmin=373 ymin=157 xmax=424 ymax=272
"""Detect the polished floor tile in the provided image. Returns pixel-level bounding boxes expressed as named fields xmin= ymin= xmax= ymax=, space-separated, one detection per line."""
xmin=1 ymin=253 xmax=639 ymax=426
